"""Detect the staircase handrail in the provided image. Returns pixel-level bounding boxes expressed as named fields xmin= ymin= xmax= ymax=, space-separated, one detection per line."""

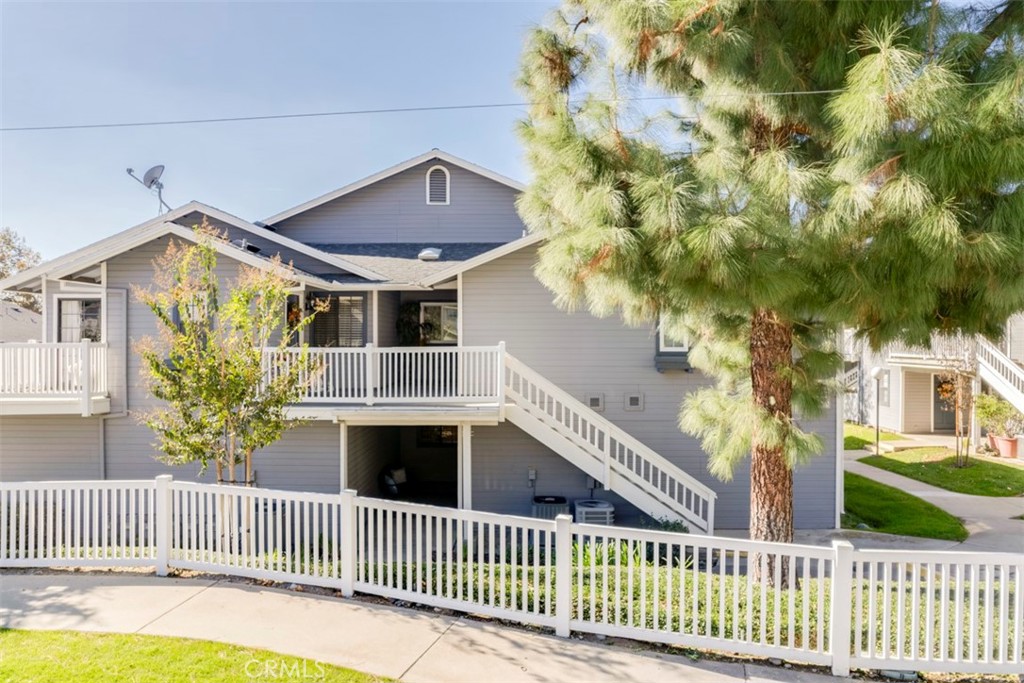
xmin=976 ymin=338 xmax=1024 ymax=406
xmin=504 ymin=353 xmax=716 ymax=532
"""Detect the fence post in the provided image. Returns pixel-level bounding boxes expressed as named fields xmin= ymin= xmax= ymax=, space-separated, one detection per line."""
xmin=705 ymin=496 xmax=715 ymax=535
xmin=339 ymin=488 xmax=357 ymax=597
xmin=155 ymin=475 xmax=173 ymax=577
xmin=80 ymin=339 xmax=92 ymax=417
xmin=554 ymin=514 xmax=572 ymax=638
xmin=497 ymin=341 xmax=506 ymax=420
xmin=364 ymin=343 xmax=375 ymax=406
xmin=830 ymin=540 xmax=854 ymax=676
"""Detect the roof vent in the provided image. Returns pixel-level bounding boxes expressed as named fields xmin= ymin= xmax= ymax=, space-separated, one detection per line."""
xmin=231 ymin=238 xmax=262 ymax=254
xmin=418 ymin=247 xmax=442 ymax=261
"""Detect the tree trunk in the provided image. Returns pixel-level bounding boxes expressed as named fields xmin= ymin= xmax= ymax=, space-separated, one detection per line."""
xmin=749 ymin=308 xmax=794 ymax=587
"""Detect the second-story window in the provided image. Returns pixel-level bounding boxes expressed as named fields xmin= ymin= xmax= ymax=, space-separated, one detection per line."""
xmin=58 ymin=298 xmax=102 ymax=342
xmin=311 ymin=295 xmax=365 ymax=347
xmin=420 ymin=302 xmax=458 ymax=344
xmin=426 ymin=165 xmax=450 ymax=205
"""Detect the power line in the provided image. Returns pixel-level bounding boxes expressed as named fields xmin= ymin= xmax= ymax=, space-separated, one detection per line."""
xmin=0 ymin=83 xmax=999 ymax=133
xmin=0 ymin=91 xmax=848 ymax=132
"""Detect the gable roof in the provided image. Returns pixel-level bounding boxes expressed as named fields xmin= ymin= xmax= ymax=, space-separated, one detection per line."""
xmin=416 ymin=233 xmax=544 ymax=287
xmin=0 ymin=201 xmax=389 ymax=294
xmin=311 ymin=243 xmax=506 ymax=284
xmin=168 ymin=201 xmax=385 ymax=281
xmin=262 ymin=149 xmax=526 ymax=226
xmin=0 ymin=219 xmax=342 ymax=294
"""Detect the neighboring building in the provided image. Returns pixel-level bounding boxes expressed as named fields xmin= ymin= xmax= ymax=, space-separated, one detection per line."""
xmin=0 ymin=150 xmax=843 ymax=532
xmin=0 ymin=301 xmax=41 ymax=342
xmin=844 ymin=317 xmax=1024 ymax=435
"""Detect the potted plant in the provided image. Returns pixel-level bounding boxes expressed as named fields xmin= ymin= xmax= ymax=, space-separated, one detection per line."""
xmin=395 ymin=302 xmax=434 ymax=346
xmin=975 ymin=393 xmax=1006 ymax=451
xmin=977 ymin=394 xmax=1023 ymax=458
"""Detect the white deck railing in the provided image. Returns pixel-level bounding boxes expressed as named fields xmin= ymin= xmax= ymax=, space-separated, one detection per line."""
xmin=1 ymin=477 xmax=1020 ymax=677
xmin=262 ymin=344 xmax=504 ymax=405
xmin=886 ymin=334 xmax=976 ymax=363
xmin=0 ymin=341 xmax=108 ymax=400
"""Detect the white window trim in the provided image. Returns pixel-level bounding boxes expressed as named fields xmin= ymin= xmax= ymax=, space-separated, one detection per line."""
xmin=657 ymin=315 xmax=689 ymax=353
xmin=53 ymin=293 xmax=103 ymax=343
xmin=420 ymin=302 xmax=458 ymax=345
xmin=425 ymin=165 xmax=451 ymax=205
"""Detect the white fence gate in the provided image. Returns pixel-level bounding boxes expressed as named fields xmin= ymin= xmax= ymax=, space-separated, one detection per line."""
xmin=1 ymin=477 xmax=1021 ymax=677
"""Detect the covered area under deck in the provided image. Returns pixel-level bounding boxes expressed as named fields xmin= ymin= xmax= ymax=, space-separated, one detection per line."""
xmin=337 ymin=420 xmax=485 ymax=511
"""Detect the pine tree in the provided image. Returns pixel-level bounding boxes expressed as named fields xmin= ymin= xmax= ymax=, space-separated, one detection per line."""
xmin=517 ymin=1 xmax=1024 ymax=561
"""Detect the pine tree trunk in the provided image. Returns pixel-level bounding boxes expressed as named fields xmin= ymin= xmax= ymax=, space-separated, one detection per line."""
xmin=749 ymin=308 xmax=794 ymax=587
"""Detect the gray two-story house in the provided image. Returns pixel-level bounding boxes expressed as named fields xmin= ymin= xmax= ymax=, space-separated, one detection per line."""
xmin=0 ymin=150 xmax=842 ymax=533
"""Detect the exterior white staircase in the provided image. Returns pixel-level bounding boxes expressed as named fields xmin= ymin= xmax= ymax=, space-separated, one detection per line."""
xmin=977 ymin=338 xmax=1024 ymax=414
xmin=503 ymin=354 xmax=717 ymax=533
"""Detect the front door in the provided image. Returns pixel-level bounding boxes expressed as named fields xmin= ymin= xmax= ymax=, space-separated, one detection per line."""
xmin=933 ymin=375 xmax=957 ymax=432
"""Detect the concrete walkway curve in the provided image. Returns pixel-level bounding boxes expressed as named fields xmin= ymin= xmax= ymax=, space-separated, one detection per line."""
xmin=844 ymin=450 xmax=1024 ymax=553
xmin=0 ymin=572 xmax=851 ymax=683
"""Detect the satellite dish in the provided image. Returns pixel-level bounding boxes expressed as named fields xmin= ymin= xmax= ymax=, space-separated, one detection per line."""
xmin=126 ymin=164 xmax=172 ymax=215
xmin=142 ymin=165 xmax=165 ymax=189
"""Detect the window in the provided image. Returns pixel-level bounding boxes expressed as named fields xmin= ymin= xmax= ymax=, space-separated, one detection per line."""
xmin=417 ymin=425 xmax=458 ymax=447
xmin=425 ymin=165 xmax=450 ymax=205
xmin=878 ymin=370 xmax=891 ymax=407
xmin=657 ymin=315 xmax=689 ymax=352
xmin=420 ymin=302 xmax=458 ymax=344
xmin=58 ymin=298 xmax=101 ymax=342
xmin=655 ymin=314 xmax=690 ymax=372
xmin=311 ymin=295 xmax=365 ymax=347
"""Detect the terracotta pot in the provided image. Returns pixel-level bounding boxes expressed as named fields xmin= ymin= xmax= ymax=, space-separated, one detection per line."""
xmin=992 ymin=435 xmax=1019 ymax=459
xmin=987 ymin=434 xmax=997 ymax=450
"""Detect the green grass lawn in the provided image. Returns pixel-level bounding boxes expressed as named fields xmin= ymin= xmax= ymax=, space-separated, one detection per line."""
xmin=860 ymin=447 xmax=1024 ymax=497
xmin=843 ymin=422 xmax=902 ymax=450
xmin=0 ymin=630 xmax=389 ymax=683
xmin=842 ymin=472 xmax=968 ymax=541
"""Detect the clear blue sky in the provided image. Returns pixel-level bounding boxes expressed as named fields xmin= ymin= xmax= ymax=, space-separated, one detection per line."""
xmin=1 ymin=1 xmax=553 ymax=259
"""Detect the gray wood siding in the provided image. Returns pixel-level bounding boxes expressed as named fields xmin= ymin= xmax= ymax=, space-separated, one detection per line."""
xmin=857 ymin=348 xmax=905 ymax=434
xmin=346 ymin=425 xmax=399 ymax=497
xmin=903 ymin=370 xmax=933 ymax=433
xmin=273 ymin=161 xmax=525 ymax=244
xmin=470 ymin=422 xmax=644 ymax=526
xmin=0 ymin=417 xmax=102 ymax=480
xmin=462 ymin=245 xmax=839 ymax=530
xmin=1007 ymin=313 xmax=1024 ymax=364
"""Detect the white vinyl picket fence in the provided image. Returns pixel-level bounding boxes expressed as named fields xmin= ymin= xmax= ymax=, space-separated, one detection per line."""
xmin=1 ymin=477 xmax=1021 ymax=677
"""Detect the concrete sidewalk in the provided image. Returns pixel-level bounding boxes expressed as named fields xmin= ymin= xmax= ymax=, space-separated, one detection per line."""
xmin=845 ymin=450 xmax=1024 ymax=553
xmin=0 ymin=572 xmax=850 ymax=683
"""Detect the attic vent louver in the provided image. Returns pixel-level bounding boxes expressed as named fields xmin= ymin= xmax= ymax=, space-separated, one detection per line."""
xmin=418 ymin=248 xmax=442 ymax=261
xmin=426 ymin=165 xmax=450 ymax=205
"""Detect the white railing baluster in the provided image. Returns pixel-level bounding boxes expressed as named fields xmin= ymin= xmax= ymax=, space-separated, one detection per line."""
xmin=0 ymin=342 xmax=110 ymax=400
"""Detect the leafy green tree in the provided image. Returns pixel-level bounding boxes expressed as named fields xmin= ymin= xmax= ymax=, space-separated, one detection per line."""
xmin=518 ymin=0 xmax=1024 ymax=558
xmin=0 ymin=227 xmax=42 ymax=312
xmin=134 ymin=225 xmax=327 ymax=486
